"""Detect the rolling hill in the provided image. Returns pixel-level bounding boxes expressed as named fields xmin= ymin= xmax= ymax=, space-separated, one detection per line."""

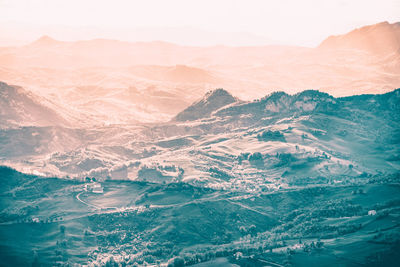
xmin=0 ymin=82 xmax=67 ymax=128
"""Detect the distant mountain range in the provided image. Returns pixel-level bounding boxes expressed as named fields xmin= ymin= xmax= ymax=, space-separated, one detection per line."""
xmin=1 ymin=21 xmax=399 ymax=68
xmin=0 ymin=21 xmax=399 ymax=110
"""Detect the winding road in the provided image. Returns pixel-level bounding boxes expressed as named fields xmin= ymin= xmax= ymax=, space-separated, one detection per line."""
xmin=75 ymin=191 xmax=118 ymax=210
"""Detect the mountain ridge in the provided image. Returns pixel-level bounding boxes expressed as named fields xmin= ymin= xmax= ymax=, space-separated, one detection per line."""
xmin=23 ymin=21 xmax=400 ymax=51
xmin=178 ymin=87 xmax=400 ymax=122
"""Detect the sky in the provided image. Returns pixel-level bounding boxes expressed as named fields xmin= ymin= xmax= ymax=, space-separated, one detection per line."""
xmin=1 ymin=0 xmax=399 ymax=46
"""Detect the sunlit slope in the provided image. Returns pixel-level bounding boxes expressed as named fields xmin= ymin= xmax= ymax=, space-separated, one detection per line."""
xmin=0 ymin=82 xmax=69 ymax=127
xmin=2 ymin=88 xmax=398 ymax=190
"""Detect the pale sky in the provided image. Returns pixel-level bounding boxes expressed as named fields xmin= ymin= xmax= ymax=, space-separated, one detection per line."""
xmin=1 ymin=0 xmax=399 ymax=46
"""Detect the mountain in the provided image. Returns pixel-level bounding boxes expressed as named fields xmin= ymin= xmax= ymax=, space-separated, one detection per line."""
xmin=319 ymin=21 xmax=400 ymax=55
xmin=127 ymin=64 xmax=219 ymax=84
xmin=153 ymin=88 xmax=399 ymax=187
xmin=174 ymin=88 xmax=238 ymax=121
xmin=1 ymin=37 xmax=193 ymax=68
xmin=163 ymin=65 xmax=218 ymax=84
xmin=1 ymin=88 xmax=399 ymax=266
xmin=214 ymin=90 xmax=336 ymax=118
xmin=30 ymin=35 xmax=61 ymax=47
xmin=0 ymin=81 xmax=67 ymax=127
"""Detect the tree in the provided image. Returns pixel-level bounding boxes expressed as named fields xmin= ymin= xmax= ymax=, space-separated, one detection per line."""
xmin=257 ymin=130 xmax=285 ymax=142
xmin=316 ymin=239 xmax=324 ymax=249
xmin=167 ymin=256 xmax=184 ymax=267
xmin=105 ymin=256 xmax=118 ymax=267
xmin=248 ymin=225 xmax=257 ymax=236
xmin=32 ymin=250 xmax=40 ymax=267
xmin=239 ymin=226 xmax=247 ymax=235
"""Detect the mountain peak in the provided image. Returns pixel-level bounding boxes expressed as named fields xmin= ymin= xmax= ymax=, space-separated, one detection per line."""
xmin=203 ymin=88 xmax=233 ymax=100
xmin=261 ymin=91 xmax=288 ymax=102
xmin=294 ymin=89 xmax=332 ymax=99
xmin=31 ymin=35 xmax=59 ymax=46
xmin=174 ymin=88 xmax=237 ymax=121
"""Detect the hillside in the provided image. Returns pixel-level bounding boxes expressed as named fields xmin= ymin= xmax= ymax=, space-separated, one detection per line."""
xmin=1 ymin=87 xmax=398 ymax=186
xmin=0 ymin=87 xmax=399 ymax=265
xmin=0 ymin=82 xmax=67 ymax=127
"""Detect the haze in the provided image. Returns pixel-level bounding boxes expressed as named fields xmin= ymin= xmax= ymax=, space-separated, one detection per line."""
xmin=1 ymin=0 xmax=400 ymax=46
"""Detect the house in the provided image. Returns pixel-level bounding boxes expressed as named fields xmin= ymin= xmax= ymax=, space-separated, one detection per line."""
xmin=92 ymin=183 xmax=104 ymax=193
xmin=84 ymin=182 xmax=104 ymax=194
xmin=368 ymin=210 xmax=377 ymax=216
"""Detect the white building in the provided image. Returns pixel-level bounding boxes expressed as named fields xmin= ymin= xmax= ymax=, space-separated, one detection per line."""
xmin=84 ymin=182 xmax=104 ymax=194
xmin=368 ymin=210 xmax=377 ymax=216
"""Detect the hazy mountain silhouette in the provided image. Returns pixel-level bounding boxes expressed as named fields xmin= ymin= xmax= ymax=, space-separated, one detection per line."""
xmin=319 ymin=21 xmax=400 ymax=55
